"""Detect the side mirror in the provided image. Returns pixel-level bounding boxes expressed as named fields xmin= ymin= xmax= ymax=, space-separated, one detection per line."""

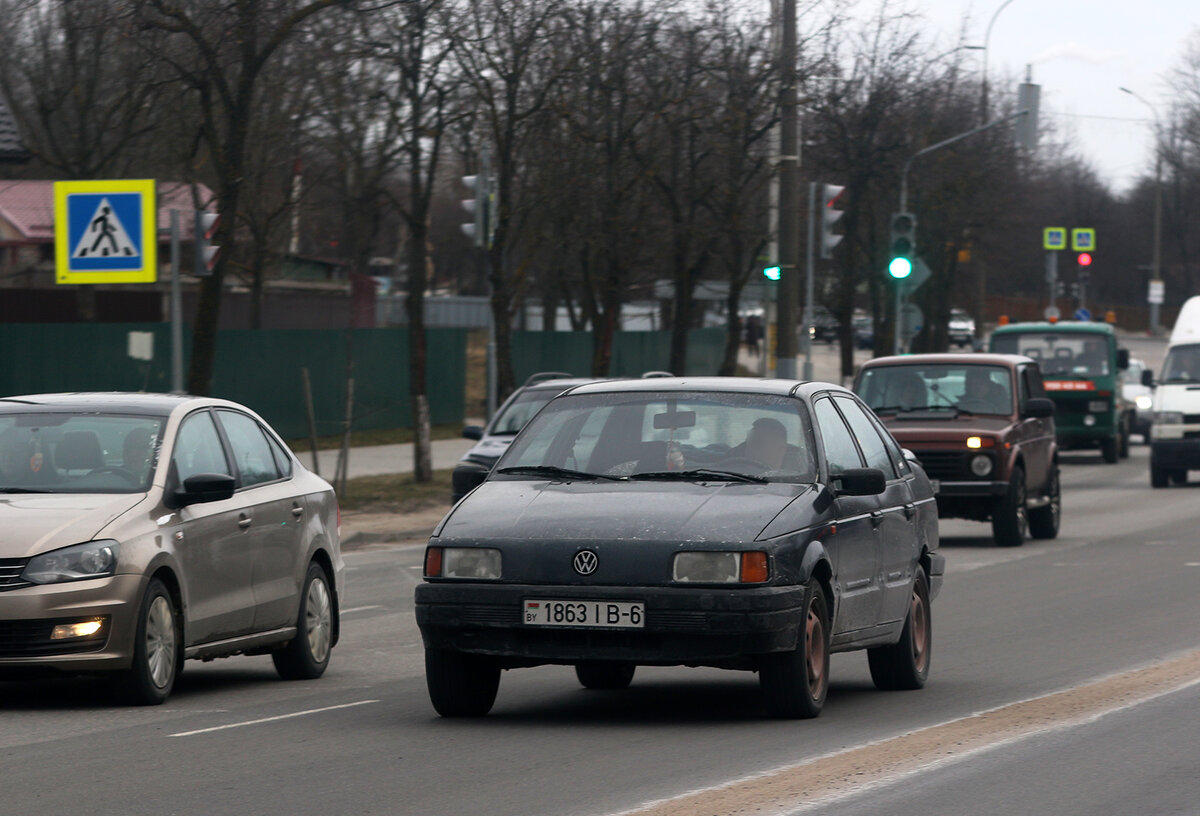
xmin=1117 ymin=348 xmax=1130 ymax=371
xmin=168 ymin=472 xmax=236 ymax=508
xmin=835 ymin=467 xmax=887 ymax=496
xmin=462 ymin=425 xmax=484 ymax=441
xmin=1142 ymin=369 xmax=1155 ymax=388
xmin=1023 ymin=397 xmax=1055 ymax=418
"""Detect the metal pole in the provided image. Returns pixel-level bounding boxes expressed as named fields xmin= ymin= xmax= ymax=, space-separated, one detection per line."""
xmin=803 ymin=181 xmax=816 ymax=380
xmin=170 ymin=209 xmax=183 ymax=393
xmin=980 ymin=0 xmax=1018 ymax=120
xmin=774 ymin=0 xmax=798 ymax=379
xmin=1045 ymin=250 xmax=1058 ymax=315
xmin=893 ymin=278 xmax=903 ymax=356
xmin=1150 ymin=150 xmax=1164 ymax=335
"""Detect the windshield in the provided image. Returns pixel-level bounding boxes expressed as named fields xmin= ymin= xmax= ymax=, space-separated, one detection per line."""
xmin=488 ymin=388 xmax=565 ymax=435
xmin=1160 ymin=344 xmax=1200 ymax=384
xmin=0 ymin=413 xmax=165 ymax=493
xmin=991 ymin=331 xmax=1110 ymax=377
xmin=497 ymin=390 xmax=818 ymax=482
xmin=858 ymin=364 xmax=1013 ymax=416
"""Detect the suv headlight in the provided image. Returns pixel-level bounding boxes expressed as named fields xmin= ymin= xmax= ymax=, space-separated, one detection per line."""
xmin=21 ymin=540 xmax=120 ymax=584
xmin=1154 ymin=411 xmax=1184 ymax=425
xmin=969 ymin=454 xmax=993 ymax=477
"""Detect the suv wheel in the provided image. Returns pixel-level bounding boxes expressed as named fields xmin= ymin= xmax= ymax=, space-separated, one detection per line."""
xmin=1151 ymin=461 xmax=1169 ymax=488
xmin=1170 ymin=469 xmax=1188 ymax=485
xmin=1028 ymin=467 xmax=1061 ymax=540
xmin=992 ymin=465 xmax=1027 ymax=547
xmin=1118 ymin=420 xmax=1131 ymax=459
xmin=760 ymin=581 xmax=829 ymax=718
xmin=425 ymin=649 xmax=501 ymax=717
xmin=1101 ymin=437 xmax=1119 ymax=464
xmin=868 ymin=567 xmax=931 ymax=690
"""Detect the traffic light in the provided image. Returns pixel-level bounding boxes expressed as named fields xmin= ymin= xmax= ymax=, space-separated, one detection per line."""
xmin=1077 ymin=252 xmax=1092 ymax=267
xmin=820 ymin=184 xmax=845 ymax=259
xmin=888 ymin=212 xmax=916 ymax=279
xmin=461 ymin=174 xmax=497 ymax=248
xmin=763 ymin=265 xmax=781 ymax=281
xmin=194 ymin=211 xmax=220 ymax=277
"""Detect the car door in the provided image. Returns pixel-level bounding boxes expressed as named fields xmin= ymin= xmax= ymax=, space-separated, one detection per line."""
xmin=835 ymin=395 xmax=918 ymax=626
xmin=168 ymin=410 xmax=256 ymax=643
xmin=1018 ymin=364 xmax=1055 ymax=492
xmin=214 ymin=409 xmax=306 ymax=633
xmin=812 ymin=396 xmax=882 ymax=634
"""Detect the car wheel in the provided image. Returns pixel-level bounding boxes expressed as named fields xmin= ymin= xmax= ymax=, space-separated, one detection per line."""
xmin=425 ymin=649 xmax=501 ymax=717
xmin=272 ymin=562 xmax=334 ymax=680
xmin=1101 ymin=437 xmax=1119 ymax=464
xmin=867 ymin=567 xmax=931 ymax=691
xmin=760 ymin=581 xmax=829 ymax=719
xmin=1170 ymin=469 xmax=1188 ymax=485
xmin=1028 ymin=466 xmax=1061 ymax=540
xmin=1151 ymin=462 xmax=1169 ymax=488
xmin=117 ymin=578 xmax=180 ymax=706
xmin=575 ymin=661 xmax=636 ymax=690
xmin=992 ymin=465 xmax=1027 ymax=547
xmin=1118 ymin=421 xmax=1131 ymax=459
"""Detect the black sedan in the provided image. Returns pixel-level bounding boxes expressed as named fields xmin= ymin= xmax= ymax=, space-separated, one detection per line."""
xmin=415 ymin=377 xmax=942 ymax=719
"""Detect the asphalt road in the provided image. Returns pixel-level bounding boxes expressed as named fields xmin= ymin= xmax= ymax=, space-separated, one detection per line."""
xmin=4 ymin=437 xmax=1198 ymax=816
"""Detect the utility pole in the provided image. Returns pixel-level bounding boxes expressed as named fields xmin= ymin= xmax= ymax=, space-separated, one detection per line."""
xmin=774 ymin=0 xmax=799 ymax=379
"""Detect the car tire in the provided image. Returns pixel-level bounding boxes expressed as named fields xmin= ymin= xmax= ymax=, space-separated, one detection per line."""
xmin=272 ymin=562 xmax=334 ymax=680
xmin=992 ymin=465 xmax=1027 ymax=547
xmin=1151 ymin=462 xmax=1169 ymax=488
xmin=760 ymin=581 xmax=829 ymax=719
xmin=867 ymin=567 xmax=931 ymax=691
xmin=1170 ymin=469 xmax=1188 ymax=485
xmin=1028 ymin=466 xmax=1061 ymax=540
xmin=1118 ymin=421 xmax=1131 ymax=459
xmin=1101 ymin=437 xmax=1119 ymax=464
xmin=117 ymin=578 xmax=180 ymax=706
xmin=575 ymin=662 xmax=636 ymax=690
xmin=425 ymin=648 xmax=501 ymax=717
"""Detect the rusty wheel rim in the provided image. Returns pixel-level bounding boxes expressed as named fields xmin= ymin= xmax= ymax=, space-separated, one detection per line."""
xmin=805 ymin=599 xmax=827 ymax=699
xmin=910 ymin=586 xmax=929 ymax=674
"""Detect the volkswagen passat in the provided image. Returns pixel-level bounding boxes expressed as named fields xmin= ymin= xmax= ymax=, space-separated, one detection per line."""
xmin=416 ymin=377 xmax=942 ymax=718
xmin=0 ymin=393 xmax=343 ymax=704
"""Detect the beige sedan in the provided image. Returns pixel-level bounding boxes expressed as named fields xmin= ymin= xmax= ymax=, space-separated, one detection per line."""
xmin=0 ymin=393 xmax=343 ymax=704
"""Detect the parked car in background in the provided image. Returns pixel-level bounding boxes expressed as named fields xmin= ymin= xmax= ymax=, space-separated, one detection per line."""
xmin=853 ymin=314 xmax=875 ymax=350
xmin=0 ymin=393 xmax=343 ymax=705
xmin=808 ymin=306 xmax=840 ymax=343
xmin=948 ymin=309 xmax=976 ymax=348
xmin=855 ymin=354 xmax=1059 ymax=547
xmin=1120 ymin=357 xmax=1154 ymax=441
xmin=418 ymin=377 xmax=943 ymax=719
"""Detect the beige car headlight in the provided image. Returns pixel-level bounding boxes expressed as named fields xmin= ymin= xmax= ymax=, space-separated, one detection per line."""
xmin=21 ymin=540 xmax=120 ymax=584
xmin=673 ymin=551 xmax=768 ymax=583
xmin=424 ymin=547 xmax=502 ymax=579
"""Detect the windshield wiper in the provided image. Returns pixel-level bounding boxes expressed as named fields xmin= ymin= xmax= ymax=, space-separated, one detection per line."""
xmin=629 ymin=468 xmax=768 ymax=484
xmin=0 ymin=487 xmax=53 ymax=493
xmin=494 ymin=465 xmax=624 ymax=481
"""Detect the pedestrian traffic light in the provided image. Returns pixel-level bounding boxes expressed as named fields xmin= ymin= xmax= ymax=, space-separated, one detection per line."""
xmin=888 ymin=212 xmax=916 ymax=279
xmin=820 ymin=184 xmax=845 ymax=259
xmin=763 ymin=265 xmax=781 ymax=281
xmin=460 ymin=175 xmax=487 ymax=247
xmin=194 ymin=211 xmax=220 ymax=277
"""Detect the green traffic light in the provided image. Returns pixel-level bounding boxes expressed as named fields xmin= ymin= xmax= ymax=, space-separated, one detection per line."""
xmin=888 ymin=257 xmax=913 ymax=279
xmin=763 ymin=265 xmax=781 ymax=281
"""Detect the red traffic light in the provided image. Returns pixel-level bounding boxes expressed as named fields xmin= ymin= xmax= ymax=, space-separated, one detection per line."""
xmin=1077 ymin=252 xmax=1092 ymax=266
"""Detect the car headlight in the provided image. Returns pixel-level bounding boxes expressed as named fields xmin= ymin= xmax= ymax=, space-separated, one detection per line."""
xmin=21 ymin=540 xmax=120 ymax=585
xmin=1154 ymin=411 xmax=1184 ymax=425
xmin=672 ymin=551 xmax=768 ymax=584
xmin=969 ymin=454 xmax=993 ymax=477
xmin=424 ymin=547 xmax=501 ymax=579
xmin=1136 ymin=395 xmax=1154 ymax=411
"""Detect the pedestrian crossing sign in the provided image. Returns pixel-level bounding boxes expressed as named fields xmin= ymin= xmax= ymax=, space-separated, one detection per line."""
xmin=55 ymin=179 xmax=157 ymax=283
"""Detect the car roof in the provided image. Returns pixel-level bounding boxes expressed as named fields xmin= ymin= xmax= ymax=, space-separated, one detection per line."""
xmin=0 ymin=392 xmax=239 ymax=418
xmin=992 ymin=321 xmax=1115 ymax=335
xmin=860 ymin=353 xmax=1031 ymax=369
xmin=561 ymin=376 xmax=853 ymax=400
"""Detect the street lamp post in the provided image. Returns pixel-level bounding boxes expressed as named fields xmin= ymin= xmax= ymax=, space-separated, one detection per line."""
xmin=980 ymin=0 xmax=1018 ymax=119
xmin=1120 ymin=86 xmax=1164 ymax=336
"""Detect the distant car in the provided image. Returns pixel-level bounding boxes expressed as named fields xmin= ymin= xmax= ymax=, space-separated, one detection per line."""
xmin=948 ymin=309 xmax=976 ymax=348
xmin=1121 ymin=357 xmax=1154 ymax=440
xmin=853 ymin=315 xmax=875 ymax=350
xmin=855 ymin=354 xmax=1059 ymax=547
xmin=417 ymin=377 xmax=943 ymax=719
xmin=0 ymin=393 xmax=343 ymax=704
xmin=808 ymin=306 xmax=840 ymax=343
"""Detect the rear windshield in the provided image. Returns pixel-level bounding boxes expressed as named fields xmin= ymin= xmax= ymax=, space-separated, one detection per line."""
xmin=0 ymin=412 xmax=165 ymax=494
xmin=991 ymin=331 xmax=1110 ymax=377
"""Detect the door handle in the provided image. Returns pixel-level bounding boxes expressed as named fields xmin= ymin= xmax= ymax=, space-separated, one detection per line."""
xmin=903 ymin=503 xmax=915 ymax=520
xmin=291 ymin=504 xmax=304 ymax=518
xmin=237 ymin=514 xmax=252 ymax=529
xmin=870 ymin=510 xmax=883 ymax=528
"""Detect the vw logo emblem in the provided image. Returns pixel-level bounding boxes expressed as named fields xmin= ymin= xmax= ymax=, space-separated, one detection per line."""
xmin=573 ymin=550 xmax=598 ymax=575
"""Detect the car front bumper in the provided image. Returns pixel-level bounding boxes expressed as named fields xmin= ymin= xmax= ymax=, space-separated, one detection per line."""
xmin=415 ymin=582 xmax=807 ymax=667
xmin=0 ymin=573 xmax=147 ymax=675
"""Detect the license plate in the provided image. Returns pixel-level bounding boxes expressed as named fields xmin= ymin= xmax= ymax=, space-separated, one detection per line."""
xmin=523 ymin=599 xmax=645 ymax=628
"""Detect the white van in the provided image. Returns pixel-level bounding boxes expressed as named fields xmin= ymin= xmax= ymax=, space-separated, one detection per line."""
xmin=1149 ymin=296 xmax=1200 ymax=486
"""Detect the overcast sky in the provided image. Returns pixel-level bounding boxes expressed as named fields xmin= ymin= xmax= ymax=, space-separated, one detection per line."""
xmin=894 ymin=0 xmax=1198 ymax=194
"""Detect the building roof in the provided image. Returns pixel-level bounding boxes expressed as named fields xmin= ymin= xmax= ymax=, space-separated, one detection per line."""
xmin=0 ymin=180 xmax=214 ymax=241
xmin=0 ymin=94 xmax=30 ymax=163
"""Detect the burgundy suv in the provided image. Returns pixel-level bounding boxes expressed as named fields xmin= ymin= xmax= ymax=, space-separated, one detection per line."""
xmin=854 ymin=354 xmax=1058 ymax=547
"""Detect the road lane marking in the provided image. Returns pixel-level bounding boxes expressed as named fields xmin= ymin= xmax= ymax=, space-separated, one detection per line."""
xmin=168 ymin=700 xmax=380 ymax=737
xmin=610 ymin=648 xmax=1200 ymax=816
xmin=341 ymin=605 xmax=383 ymax=615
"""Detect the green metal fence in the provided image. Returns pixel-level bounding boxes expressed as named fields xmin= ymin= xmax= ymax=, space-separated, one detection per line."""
xmin=511 ymin=327 xmax=726 ymax=382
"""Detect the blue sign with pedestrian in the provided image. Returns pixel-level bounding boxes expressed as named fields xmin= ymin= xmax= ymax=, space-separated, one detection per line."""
xmin=1074 ymin=308 xmax=1091 ymax=321
xmin=55 ymin=179 xmax=157 ymax=284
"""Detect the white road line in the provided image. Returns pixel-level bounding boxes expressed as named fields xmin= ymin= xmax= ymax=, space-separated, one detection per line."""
xmin=341 ymin=605 xmax=383 ymax=614
xmin=168 ymin=700 xmax=379 ymax=737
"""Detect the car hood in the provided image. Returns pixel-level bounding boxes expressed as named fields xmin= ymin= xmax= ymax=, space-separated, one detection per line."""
xmin=879 ymin=415 xmax=1015 ymax=445
xmin=462 ymin=436 xmax=515 ymax=464
xmin=437 ymin=480 xmax=823 ymax=544
xmin=0 ymin=493 xmax=147 ymax=558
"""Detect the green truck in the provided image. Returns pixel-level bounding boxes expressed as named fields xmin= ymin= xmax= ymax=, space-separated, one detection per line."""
xmin=989 ymin=321 xmax=1134 ymax=463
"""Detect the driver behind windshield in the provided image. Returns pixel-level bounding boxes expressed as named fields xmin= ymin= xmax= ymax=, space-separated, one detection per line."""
xmin=737 ymin=417 xmax=788 ymax=470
